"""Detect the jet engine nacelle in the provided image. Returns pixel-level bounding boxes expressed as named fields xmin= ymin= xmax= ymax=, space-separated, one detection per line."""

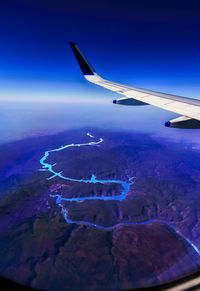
xmin=165 ymin=116 xmax=200 ymax=129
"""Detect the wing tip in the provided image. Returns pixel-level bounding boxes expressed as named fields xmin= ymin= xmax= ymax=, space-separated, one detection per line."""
xmin=69 ymin=41 xmax=76 ymax=48
xmin=69 ymin=42 xmax=95 ymax=76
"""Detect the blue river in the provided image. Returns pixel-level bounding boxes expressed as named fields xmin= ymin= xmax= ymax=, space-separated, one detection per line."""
xmin=39 ymin=132 xmax=200 ymax=256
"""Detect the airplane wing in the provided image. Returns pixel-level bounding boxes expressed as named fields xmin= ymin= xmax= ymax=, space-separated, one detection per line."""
xmin=69 ymin=42 xmax=200 ymax=128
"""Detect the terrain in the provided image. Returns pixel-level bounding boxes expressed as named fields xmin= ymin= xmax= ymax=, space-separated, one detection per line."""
xmin=0 ymin=128 xmax=200 ymax=290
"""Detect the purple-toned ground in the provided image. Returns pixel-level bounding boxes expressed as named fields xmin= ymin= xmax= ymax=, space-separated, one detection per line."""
xmin=0 ymin=128 xmax=200 ymax=290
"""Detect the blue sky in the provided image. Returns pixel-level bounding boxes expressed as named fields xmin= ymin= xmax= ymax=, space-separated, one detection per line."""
xmin=1 ymin=0 xmax=200 ymax=102
xmin=0 ymin=0 xmax=200 ymax=145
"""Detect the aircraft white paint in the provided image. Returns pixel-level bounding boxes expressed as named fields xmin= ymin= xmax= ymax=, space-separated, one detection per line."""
xmin=70 ymin=42 xmax=200 ymax=128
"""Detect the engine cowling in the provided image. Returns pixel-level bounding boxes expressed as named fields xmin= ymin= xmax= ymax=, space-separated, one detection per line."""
xmin=165 ymin=116 xmax=200 ymax=129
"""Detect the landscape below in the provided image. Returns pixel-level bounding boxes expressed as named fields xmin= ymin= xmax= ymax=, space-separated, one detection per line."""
xmin=0 ymin=128 xmax=200 ymax=290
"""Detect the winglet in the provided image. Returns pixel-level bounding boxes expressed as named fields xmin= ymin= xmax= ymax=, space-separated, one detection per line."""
xmin=69 ymin=42 xmax=96 ymax=75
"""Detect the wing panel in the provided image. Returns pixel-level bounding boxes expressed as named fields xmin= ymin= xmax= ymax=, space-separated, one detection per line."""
xmin=85 ymin=75 xmax=200 ymax=120
xmin=71 ymin=43 xmax=200 ymax=122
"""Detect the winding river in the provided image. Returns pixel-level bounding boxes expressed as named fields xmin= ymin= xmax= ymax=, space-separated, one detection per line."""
xmin=39 ymin=133 xmax=200 ymax=256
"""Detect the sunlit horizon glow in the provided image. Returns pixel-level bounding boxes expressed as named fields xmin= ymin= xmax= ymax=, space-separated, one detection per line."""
xmin=0 ymin=94 xmax=110 ymax=104
xmin=0 ymin=76 xmax=200 ymax=104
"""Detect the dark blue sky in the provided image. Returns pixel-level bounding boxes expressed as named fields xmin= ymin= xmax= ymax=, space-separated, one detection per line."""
xmin=0 ymin=0 xmax=200 ymax=145
xmin=0 ymin=0 xmax=200 ymax=102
